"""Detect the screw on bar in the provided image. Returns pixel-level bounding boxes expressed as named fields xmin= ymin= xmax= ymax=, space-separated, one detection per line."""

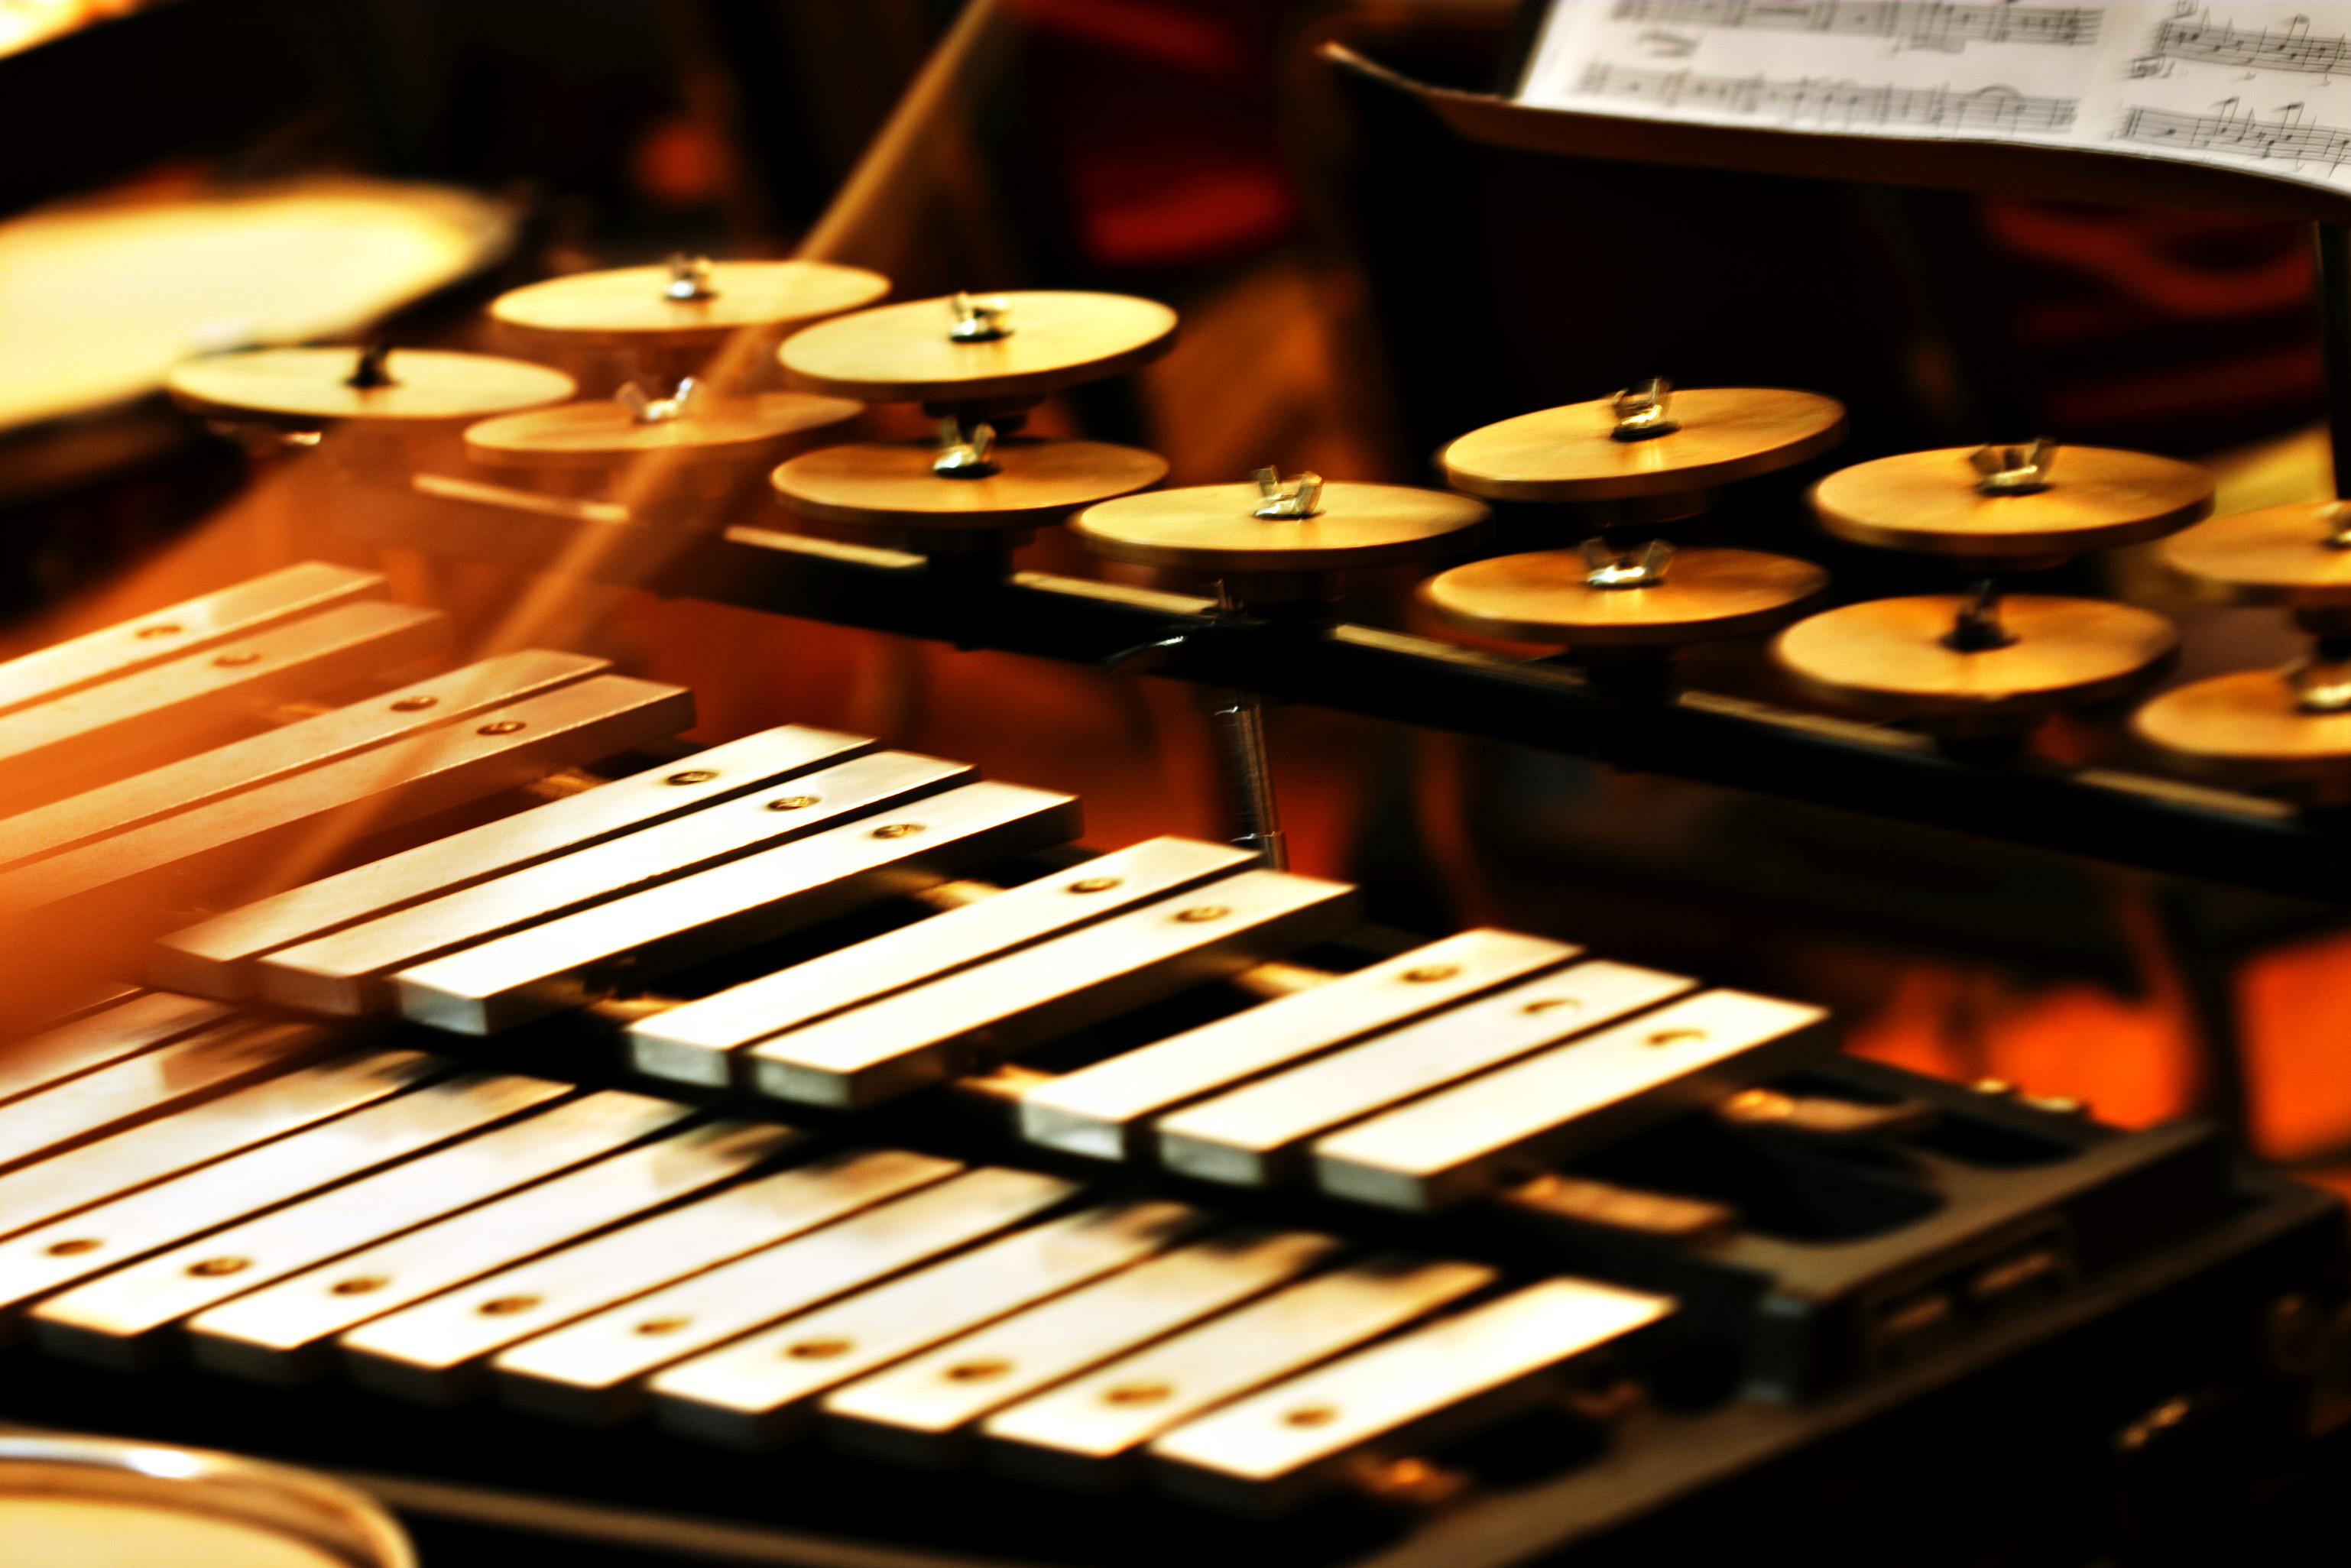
xmin=345 ymin=342 xmax=395 ymax=390
xmin=932 ymin=416 xmax=999 ymax=478
xmin=663 ymin=253 xmax=716 ymax=301
xmin=617 ymin=377 xmax=705 ymax=425
xmin=1943 ymin=578 xmax=2019 ymax=652
xmin=1251 ymin=467 xmax=1324 ymax=520
xmin=1578 ymin=536 xmax=1674 ymax=589
xmin=948 ymin=290 xmax=1011 ymax=342
xmin=1970 ymin=437 xmax=2057 ymax=496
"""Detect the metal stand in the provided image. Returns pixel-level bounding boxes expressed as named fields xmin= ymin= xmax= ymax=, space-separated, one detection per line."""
xmin=2314 ymin=223 xmax=2351 ymax=501
xmin=1208 ymin=686 xmax=1286 ymax=869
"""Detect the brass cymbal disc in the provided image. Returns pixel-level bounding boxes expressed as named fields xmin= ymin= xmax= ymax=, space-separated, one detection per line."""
xmin=1071 ymin=482 xmax=1490 ymax=572
xmin=168 ymin=348 xmax=575 ymax=425
xmin=1439 ymin=387 xmax=1845 ymax=503
xmin=2160 ymin=503 xmax=2351 ymax=607
xmin=1811 ymin=446 xmax=2213 ymax=559
xmin=1419 ymin=547 xmax=1827 ymax=647
xmin=2134 ymin=669 xmax=2351 ymax=785
xmin=773 ymin=437 xmax=1166 ymax=531
xmin=780 ymin=291 xmax=1177 ymax=403
xmin=490 ymin=261 xmax=887 ymax=348
xmin=464 ymin=392 xmax=861 ymax=470
xmin=1772 ymin=594 xmax=2178 ymax=715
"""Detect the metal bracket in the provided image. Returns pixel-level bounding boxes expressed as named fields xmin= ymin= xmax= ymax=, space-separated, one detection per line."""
xmin=949 ymin=290 xmax=1011 ymax=342
xmin=1610 ymin=377 xmax=1680 ymax=442
xmin=932 ymin=416 xmax=999 ymax=478
xmin=1579 ymin=536 xmax=1674 ymax=589
xmin=345 ymin=342 xmax=394 ymax=390
xmin=1251 ymin=467 xmax=1325 ymax=520
xmin=2324 ymin=501 xmax=2351 ymax=551
xmin=663 ymin=253 xmax=716 ymax=302
xmin=1971 ymin=437 xmax=2057 ymax=495
xmin=1943 ymin=578 xmax=2018 ymax=652
xmin=2291 ymin=655 xmax=2351 ymax=714
xmin=617 ymin=377 xmax=705 ymax=425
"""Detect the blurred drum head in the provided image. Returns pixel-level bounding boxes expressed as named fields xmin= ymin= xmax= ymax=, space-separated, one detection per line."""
xmin=0 ymin=1430 xmax=414 ymax=1568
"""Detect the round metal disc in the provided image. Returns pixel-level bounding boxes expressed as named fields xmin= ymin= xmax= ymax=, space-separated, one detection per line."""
xmin=168 ymin=348 xmax=575 ymax=425
xmin=773 ymin=437 xmax=1166 ymax=531
xmin=1438 ymin=387 xmax=1846 ymax=503
xmin=490 ymin=261 xmax=887 ymax=348
xmin=1419 ymin=546 xmax=1827 ymax=647
xmin=1811 ymin=446 xmax=2213 ymax=559
xmin=1772 ymin=594 xmax=2178 ymax=715
xmin=2134 ymin=669 xmax=2351 ymax=785
xmin=779 ymin=291 xmax=1177 ymax=403
xmin=464 ymin=392 xmax=861 ymax=470
xmin=1071 ymin=481 xmax=1490 ymax=572
xmin=2160 ymin=503 xmax=2351 ymax=607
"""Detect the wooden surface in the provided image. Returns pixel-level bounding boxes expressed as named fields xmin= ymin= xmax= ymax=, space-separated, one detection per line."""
xmin=1419 ymin=546 xmax=1825 ymax=646
xmin=490 ymin=261 xmax=887 ymax=348
xmin=773 ymin=437 xmax=1166 ymax=530
xmin=464 ymin=393 xmax=861 ymax=470
xmin=1321 ymin=44 xmax=2351 ymax=225
xmin=1811 ymin=446 xmax=2214 ymax=559
xmin=2163 ymin=504 xmax=2351 ymax=607
xmin=1071 ymin=481 xmax=1489 ymax=572
xmin=169 ymin=348 xmax=574 ymax=426
xmin=0 ymin=178 xmax=513 ymax=433
xmin=779 ymin=291 xmax=1177 ymax=403
xmin=2135 ymin=669 xmax=2351 ymax=782
xmin=1773 ymin=594 xmax=2179 ymax=715
xmin=1439 ymin=388 xmax=1845 ymax=503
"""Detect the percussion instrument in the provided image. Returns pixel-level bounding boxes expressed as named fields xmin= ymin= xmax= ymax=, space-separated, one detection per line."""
xmin=0 ymin=562 xmax=2328 ymax=1568
xmin=1425 ymin=384 xmax=1839 ymax=691
xmin=1775 ymin=441 xmax=2214 ymax=750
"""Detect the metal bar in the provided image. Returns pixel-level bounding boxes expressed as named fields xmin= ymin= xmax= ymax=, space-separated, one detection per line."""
xmin=1208 ymin=688 xmax=1286 ymax=869
xmin=186 ymin=1119 xmax=799 ymax=1386
xmin=0 ymin=992 xmax=233 ymax=1108
xmin=340 ymin=494 xmax=2351 ymax=908
xmin=0 ymin=650 xmax=607 ymax=872
xmin=152 ymin=724 xmax=874 ymax=1000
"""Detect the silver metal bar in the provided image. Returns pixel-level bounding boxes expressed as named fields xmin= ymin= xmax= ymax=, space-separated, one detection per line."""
xmin=744 ymin=868 xmax=1363 ymax=1110
xmin=152 ymin=724 xmax=874 ymax=999
xmin=0 ymin=1070 xmax=571 ymax=1351
xmin=392 ymin=781 xmax=1082 ymax=1035
xmin=186 ymin=1119 xmax=799 ymax=1386
xmin=0 ymin=562 xmax=385 ymax=721
xmin=628 ymin=837 xmax=1259 ymax=1088
xmin=0 ymin=1046 xmax=439 ymax=1244
xmin=1148 ymin=1278 xmax=1672 ymax=1516
xmin=339 ymin=1147 xmax=958 ymax=1407
xmin=490 ymin=1168 xmax=1078 ymax=1427
xmin=0 ymin=650 xmax=608 ymax=872
xmin=1311 ymin=990 xmax=1836 ymax=1211
xmin=0 ymin=600 xmax=451 ymax=815
xmin=822 ymin=1226 xmax=1331 ymax=1470
xmin=1208 ymin=688 xmax=1285 ymax=870
xmin=650 ymin=1202 xmax=1218 ymax=1452
xmin=0 ymin=993 xmax=233 ymax=1109
xmin=1154 ymin=961 xmax=1695 ymax=1187
xmin=981 ymin=1253 xmax=1495 ymax=1492
xmin=259 ymin=749 xmax=971 ymax=1016
xmin=0 ymin=1019 xmax=339 ymax=1173
xmin=30 ymin=1086 xmax=668 ymax=1370
xmin=4 ymin=675 xmax=696 ymax=949
xmin=1018 ymin=929 xmax=1578 ymax=1162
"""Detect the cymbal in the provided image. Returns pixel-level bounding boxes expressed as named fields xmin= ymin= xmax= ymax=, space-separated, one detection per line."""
xmin=168 ymin=348 xmax=575 ymax=425
xmin=780 ymin=291 xmax=1177 ymax=404
xmin=490 ymin=261 xmax=888 ymax=348
xmin=773 ymin=437 xmax=1166 ymax=531
xmin=1811 ymin=445 xmax=2212 ymax=559
xmin=464 ymin=392 xmax=861 ymax=470
xmin=2161 ymin=503 xmax=2351 ymax=607
xmin=1439 ymin=387 xmax=1846 ymax=502
xmin=1772 ymin=594 xmax=2178 ymax=715
xmin=2134 ymin=669 xmax=2351 ymax=786
xmin=1071 ymin=481 xmax=1489 ymax=572
xmin=1419 ymin=547 xmax=1827 ymax=646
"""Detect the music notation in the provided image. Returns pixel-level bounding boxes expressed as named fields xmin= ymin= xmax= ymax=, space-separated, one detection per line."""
xmin=1578 ymin=60 xmax=2080 ymax=132
xmin=2119 ymin=102 xmax=2351 ymax=167
xmin=1605 ymin=1 xmax=2104 ymax=51
xmin=2139 ymin=15 xmax=2351 ymax=76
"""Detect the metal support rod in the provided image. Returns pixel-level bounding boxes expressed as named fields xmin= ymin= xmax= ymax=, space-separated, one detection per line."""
xmin=1208 ymin=686 xmax=1287 ymax=869
xmin=2314 ymin=222 xmax=2351 ymax=500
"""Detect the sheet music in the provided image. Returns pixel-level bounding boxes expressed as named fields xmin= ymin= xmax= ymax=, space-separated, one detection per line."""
xmin=1519 ymin=3 xmax=2351 ymax=194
